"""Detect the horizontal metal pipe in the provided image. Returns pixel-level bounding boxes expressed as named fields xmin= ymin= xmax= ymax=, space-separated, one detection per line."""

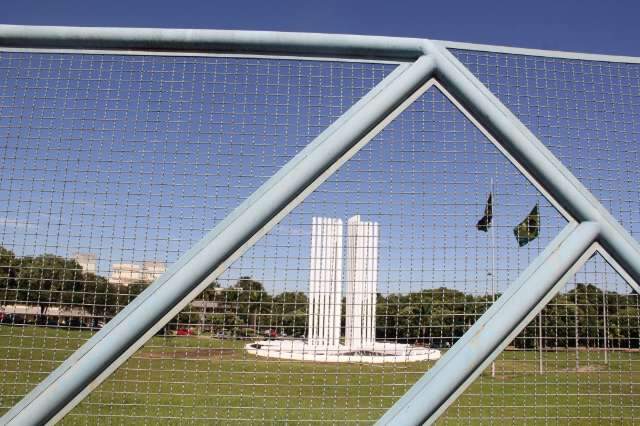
xmin=428 ymin=41 xmax=640 ymax=288
xmin=378 ymin=222 xmax=600 ymax=425
xmin=437 ymin=40 xmax=640 ymax=65
xmin=1 ymin=55 xmax=436 ymax=426
xmin=4 ymin=25 xmax=640 ymax=65
xmin=0 ymin=24 xmax=425 ymax=60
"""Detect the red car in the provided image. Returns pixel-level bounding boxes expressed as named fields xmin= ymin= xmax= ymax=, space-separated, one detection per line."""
xmin=264 ymin=329 xmax=278 ymax=338
xmin=176 ymin=328 xmax=194 ymax=336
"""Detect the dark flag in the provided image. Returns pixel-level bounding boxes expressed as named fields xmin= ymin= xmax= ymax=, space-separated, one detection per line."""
xmin=476 ymin=193 xmax=493 ymax=232
xmin=513 ymin=204 xmax=540 ymax=246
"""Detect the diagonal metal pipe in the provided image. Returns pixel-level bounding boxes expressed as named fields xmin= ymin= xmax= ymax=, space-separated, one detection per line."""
xmin=1 ymin=55 xmax=436 ymax=426
xmin=428 ymin=40 xmax=640 ymax=292
xmin=378 ymin=222 xmax=600 ymax=425
xmin=377 ymin=40 xmax=640 ymax=424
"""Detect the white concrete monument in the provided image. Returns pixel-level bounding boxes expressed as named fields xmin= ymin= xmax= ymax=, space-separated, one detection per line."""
xmin=307 ymin=217 xmax=343 ymax=347
xmin=245 ymin=215 xmax=441 ymax=363
xmin=345 ymin=215 xmax=378 ymax=349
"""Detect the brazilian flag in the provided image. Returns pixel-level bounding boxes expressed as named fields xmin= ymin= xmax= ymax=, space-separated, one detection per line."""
xmin=476 ymin=193 xmax=492 ymax=232
xmin=514 ymin=204 xmax=540 ymax=246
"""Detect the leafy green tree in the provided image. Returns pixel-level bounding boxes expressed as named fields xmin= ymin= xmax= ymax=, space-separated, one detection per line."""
xmin=609 ymin=306 xmax=639 ymax=348
xmin=0 ymin=246 xmax=18 ymax=301
xmin=228 ymin=277 xmax=272 ymax=332
xmin=538 ymin=295 xmax=579 ymax=348
xmin=234 ymin=276 xmax=265 ymax=292
xmin=212 ymin=277 xmax=273 ymax=332
xmin=271 ymin=292 xmax=308 ymax=336
xmin=200 ymin=281 xmax=222 ymax=301
xmin=80 ymin=272 xmax=121 ymax=318
xmin=117 ymin=280 xmax=150 ymax=307
xmin=159 ymin=310 xmax=200 ymax=333
xmin=206 ymin=312 xmax=242 ymax=334
xmin=15 ymin=254 xmax=86 ymax=316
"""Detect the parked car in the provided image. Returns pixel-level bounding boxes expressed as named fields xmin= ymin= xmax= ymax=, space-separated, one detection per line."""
xmin=67 ymin=319 xmax=88 ymax=329
xmin=0 ymin=314 xmax=26 ymax=325
xmin=263 ymin=329 xmax=278 ymax=338
xmin=176 ymin=328 xmax=194 ymax=336
xmin=90 ymin=319 xmax=105 ymax=330
xmin=36 ymin=317 xmax=60 ymax=327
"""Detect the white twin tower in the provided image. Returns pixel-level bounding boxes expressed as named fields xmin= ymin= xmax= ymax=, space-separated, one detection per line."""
xmin=246 ymin=215 xmax=441 ymax=363
xmin=308 ymin=215 xmax=378 ymax=348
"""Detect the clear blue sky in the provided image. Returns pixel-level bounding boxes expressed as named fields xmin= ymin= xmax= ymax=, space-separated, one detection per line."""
xmin=0 ymin=0 xmax=635 ymax=295
xmin=2 ymin=0 xmax=639 ymax=57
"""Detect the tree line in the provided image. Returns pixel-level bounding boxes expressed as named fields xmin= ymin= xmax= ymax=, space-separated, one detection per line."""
xmin=179 ymin=278 xmax=640 ymax=350
xmin=1 ymin=246 xmax=638 ymax=348
xmin=376 ymin=284 xmax=639 ymax=349
xmin=0 ymin=246 xmax=121 ymax=319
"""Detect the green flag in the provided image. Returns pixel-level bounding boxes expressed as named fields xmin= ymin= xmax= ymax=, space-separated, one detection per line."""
xmin=513 ymin=204 xmax=540 ymax=246
xmin=476 ymin=193 xmax=492 ymax=232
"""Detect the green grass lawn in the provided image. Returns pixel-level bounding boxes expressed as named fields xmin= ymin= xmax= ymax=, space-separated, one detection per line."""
xmin=1 ymin=326 xmax=638 ymax=424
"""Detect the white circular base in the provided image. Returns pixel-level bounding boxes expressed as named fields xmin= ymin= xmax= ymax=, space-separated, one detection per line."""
xmin=245 ymin=340 xmax=441 ymax=363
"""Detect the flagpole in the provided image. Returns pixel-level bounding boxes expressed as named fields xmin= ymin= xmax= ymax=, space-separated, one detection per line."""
xmin=537 ymin=198 xmax=544 ymax=375
xmin=490 ymin=178 xmax=496 ymax=379
xmin=539 ymin=312 xmax=544 ymax=374
xmin=535 ymin=199 xmax=545 ymax=374
xmin=603 ymin=287 xmax=608 ymax=365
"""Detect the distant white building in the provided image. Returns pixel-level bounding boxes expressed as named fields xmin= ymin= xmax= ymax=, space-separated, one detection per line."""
xmin=142 ymin=261 xmax=166 ymax=282
xmin=109 ymin=261 xmax=166 ymax=286
xmin=73 ymin=253 xmax=97 ymax=274
xmin=1 ymin=304 xmax=88 ymax=321
xmin=109 ymin=263 xmax=143 ymax=286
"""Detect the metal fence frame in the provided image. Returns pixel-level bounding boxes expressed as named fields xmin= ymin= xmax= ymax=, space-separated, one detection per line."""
xmin=0 ymin=25 xmax=639 ymax=425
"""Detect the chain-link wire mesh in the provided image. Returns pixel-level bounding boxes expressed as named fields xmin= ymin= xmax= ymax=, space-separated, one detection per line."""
xmin=454 ymin=50 xmax=640 ymax=239
xmin=0 ymin=44 xmax=638 ymax=425
xmin=2 ymin=69 xmax=567 ymax=422
xmin=446 ymin=50 xmax=640 ymax=425
xmin=0 ymin=51 xmax=394 ymax=419
xmin=444 ymin=253 xmax=639 ymax=424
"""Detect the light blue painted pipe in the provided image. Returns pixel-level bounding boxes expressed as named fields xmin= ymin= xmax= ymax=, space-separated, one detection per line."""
xmin=0 ymin=55 xmax=436 ymax=425
xmin=5 ymin=25 xmax=640 ymax=65
xmin=0 ymin=24 xmax=425 ymax=60
xmin=378 ymin=222 xmax=600 ymax=425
